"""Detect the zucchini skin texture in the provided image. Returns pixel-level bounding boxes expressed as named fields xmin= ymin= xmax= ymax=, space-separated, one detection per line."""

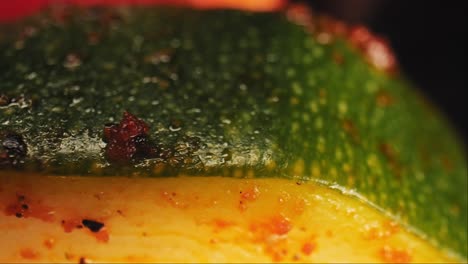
xmin=0 ymin=6 xmax=466 ymax=258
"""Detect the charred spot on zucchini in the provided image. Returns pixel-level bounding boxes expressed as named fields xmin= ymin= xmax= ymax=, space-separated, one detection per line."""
xmin=0 ymin=131 xmax=28 ymax=168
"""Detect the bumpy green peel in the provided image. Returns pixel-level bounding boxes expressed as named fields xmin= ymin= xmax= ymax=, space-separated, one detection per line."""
xmin=0 ymin=7 xmax=466 ymax=258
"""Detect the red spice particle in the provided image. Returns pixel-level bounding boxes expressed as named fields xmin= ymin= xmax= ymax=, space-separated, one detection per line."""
xmin=104 ymin=112 xmax=148 ymax=145
xmin=160 ymin=191 xmax=188 ymax=209
xmin=212 ymin=219 xmax=235 ymax=230
xmin=270 ymin=249 xmax=287 ymax=262
xmin=94 ymin=228 xmax=110 ymax=243
xmin=61 ymin=218 xmax=109 ymax=243
xmin=286 ymin=3 xmax=314 ymax=29
xmin=383 ymin=221 xmax=400 ymax=235
xmin=379 ymin=246 xmax=412 ymax=263
xmin=43 ymin=238 xmax=55 ymax=249
xmin=249 ymin=215 xmax=292 ymax=262
xmin=104 ymin=111 xmax=155 ymax=163
xmin=285 ymin=4 xmax=397 ymax=73
xmin=4 ymin=194 xmax=54 ymax=222
xmin=292 ymin=198 xmax=306 ymax=215
xmin=240 ymin=186 xmax=259 ymax=201
xmin=348 ymin=26 xmax=397 ymax=73
xmin=365 ymin=221 xmax=400 ymax=241
xmin=20 ymin=248 xmax=39 ymax=259
xmin=264 ymin=242 xmax=289 ymax=262
xmin=318 ymin=15 xmax=348 ymax=37
xmin=61 ymin=219 xmax=83 ymax=233
xmin=250 ymin=215 xmax=292 ymax=237
xmin=301 ymin=242 xmax=316 ymax=256
xmin=238 ymin=186 xmax=260 ymax=211
xmin=270 ymin=215 xmax=292 ymax=235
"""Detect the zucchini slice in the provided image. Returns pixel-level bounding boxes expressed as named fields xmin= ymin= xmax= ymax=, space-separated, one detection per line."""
xmin=0 ymin=4 xmax=466 ymax=262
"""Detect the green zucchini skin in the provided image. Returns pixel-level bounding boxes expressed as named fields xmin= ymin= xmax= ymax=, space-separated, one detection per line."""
xmin=0 ymin=6 xmax=466 ymax=258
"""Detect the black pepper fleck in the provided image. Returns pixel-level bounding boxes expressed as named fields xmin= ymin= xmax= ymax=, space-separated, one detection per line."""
xmin=82 ymin=219 xmax=104 ymax=232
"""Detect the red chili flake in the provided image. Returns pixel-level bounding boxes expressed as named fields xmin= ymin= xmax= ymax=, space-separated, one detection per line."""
xmin=250 ymin=215 xmax=292 ymax=237
xmin=4 ymin=194 xmax=54 ymax=222
xmin=249 ymin=215 xmax=292 ymax=262
xmin=212 ymin=219 xmax=235 ymax=231
xmin=285 ymin=4 xmax=397 ymax=73
xmin=286 ymin=3 xmax=315 ymax=30
xmin=270 ymin=248 xmax=287 ymax=262
xmin=320 ymin=15 xmax=348 ymax=36
xmin=240 ymin=186 xmax=259 ymax=201
xmin=160 ymin=190 xmax=188 ymax=209
xmin=93 ymin=228 xmax=110 ymax=243
xmin=104 ymin=111 xmax=156 ymax=163
xmin=61 ymin=218 xmax=109 ymax=243
xmin=291 ymin=198 xmax=306 ymax=216
xmin=383 ymin=221 xmax=400 ymax=235
xmin=61 ymin=219 xmax=83 ymax=233
xmin=238 ymin=186 xmax=260 ymax=211
xmin=379 ymin=246 xmax=412 ymax=263
xmin=301 ymin=242 xmax=316 ymax=256
xmin=348 ymin=26 xmax=397 ymax=73
xmin=43 ymin=238 xmax=55 ymax=249
xmin=264 ymin=241 xmax=289 ymax=262
xmin=269 ymin=216 xmax=291 ymax=235
xmin=20 ymin=248 xmax=39 ymax=260
xmin=366 ymin=221 xmax=400 ymax=240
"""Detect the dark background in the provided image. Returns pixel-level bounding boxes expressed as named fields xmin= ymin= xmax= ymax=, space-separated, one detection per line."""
xmin=302 ymin=0 xmax=467 ymax=146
